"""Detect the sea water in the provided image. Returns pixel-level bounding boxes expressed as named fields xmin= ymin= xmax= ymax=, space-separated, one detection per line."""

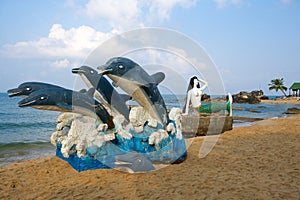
xmin=0 ymin=93 xmax=299 ymax=166
xmin=0 ymin=93 xmax=58 ymax=166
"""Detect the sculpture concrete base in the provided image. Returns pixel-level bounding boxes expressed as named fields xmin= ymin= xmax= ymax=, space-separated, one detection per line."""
xmin=55 ymin=123 xmax=187 ymax=172
xmin=182 ymin=115 xmax=233 ymax=137
xmin=52 ymin=108 xmax=187 ymax=172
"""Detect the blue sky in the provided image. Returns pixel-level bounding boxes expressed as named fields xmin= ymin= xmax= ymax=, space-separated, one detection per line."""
xmin=0 ymin=0 xmax=299 ymax=95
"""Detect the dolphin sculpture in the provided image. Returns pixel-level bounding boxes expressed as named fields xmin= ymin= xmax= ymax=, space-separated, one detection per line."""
xmin=72 ymin=66 xmax=131 ymax=121
xmin=98 ymin=57 xmax=169 ymax=127
xmin=7 ymin=82 xmax=64 ymax=98
xmin=18 ymin=87 xmax=115 ymax=129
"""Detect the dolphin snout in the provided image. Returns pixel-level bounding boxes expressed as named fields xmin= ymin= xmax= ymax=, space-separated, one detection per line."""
xmin=72 ymin=68 xmax=85 ymax=74
xmin=7 ymin=88 xmax=22 ymax=97
xmin=97 ymin=65 xmax=112 ymax=75
xmin=18 ymin=98 xmax=36 ymax=107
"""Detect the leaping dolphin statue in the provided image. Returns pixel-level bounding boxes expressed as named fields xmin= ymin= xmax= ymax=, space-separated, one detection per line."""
xmin=7 ymin=82 xmax=64 ymax=98
xmin=18 ymin=87 xmax=115 ymax=129
xmin=72 ymin=66 xmax=130 ymax=121
xmin=98 ymin=57 xmax=169 ymax=127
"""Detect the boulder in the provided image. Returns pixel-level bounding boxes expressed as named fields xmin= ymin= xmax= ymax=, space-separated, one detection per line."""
xmin=285 ymin=107 xmax=300 ymax=114
xmin=202 ymin=94 xmax=211 ymax=102
xmin=251 ymin=90 xmax=264 ymax=97
xmin=232 ymin=90 xmax=262 ymax=104
xmin=232 ymin=107 xmax=245 ymax=111
xmin=260 ymin=95 xmax=269 ymax=100
xmin=247 ymin=109 xmax=260 ymax=113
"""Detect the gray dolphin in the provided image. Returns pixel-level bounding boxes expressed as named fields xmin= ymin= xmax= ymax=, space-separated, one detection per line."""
xmin=72 ymin=66 xmax=130 ymax=121
xmin=115 ymin=152 xmax=155 ymax=173
xmin=98 ymin=57 xmax=169 ymax=126
xmin=7 ymin=82 xmax=64 ymax=98
xmin=18 ymin=87 xmax=115 ymax=129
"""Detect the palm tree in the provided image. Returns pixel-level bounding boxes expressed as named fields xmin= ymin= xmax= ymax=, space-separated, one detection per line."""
xmin=268 ymin=78 xmax=288 ymax=97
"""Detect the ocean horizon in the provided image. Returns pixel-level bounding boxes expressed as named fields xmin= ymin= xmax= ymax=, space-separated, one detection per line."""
xmin=0 ymin=92 xmax=299 ymax=166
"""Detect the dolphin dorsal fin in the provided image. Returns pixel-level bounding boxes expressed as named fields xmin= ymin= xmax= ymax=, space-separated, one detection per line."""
xmin=78 ymin=89 xmax=87 ymax=93
xmin=151 ymin=72 xmax=165 ymax=85
xmin=86 ymin=88 xmax=95 ymax=97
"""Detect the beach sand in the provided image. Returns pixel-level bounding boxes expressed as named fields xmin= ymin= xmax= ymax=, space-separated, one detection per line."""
xmin=261 ymin=97 xmax=300 ymax=105
xmin=1 ymin=115 xmax=300 ymax=199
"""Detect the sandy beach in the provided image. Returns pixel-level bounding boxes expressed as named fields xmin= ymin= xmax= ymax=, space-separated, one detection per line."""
xmin=1 ymin=115 xmax=299 ymax=199
xmin=261 ymin=97 xmax=300 ymax=105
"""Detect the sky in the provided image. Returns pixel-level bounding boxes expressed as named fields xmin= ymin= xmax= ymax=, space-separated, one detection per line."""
xmin=0 ymin=0 xmax=299 ymax=95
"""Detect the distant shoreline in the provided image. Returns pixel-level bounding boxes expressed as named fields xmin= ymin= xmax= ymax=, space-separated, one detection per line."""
xmin=1 ymin=92 xmax=298 ymax=103
xmin=261 ymin=97 xmax=300 ymax=105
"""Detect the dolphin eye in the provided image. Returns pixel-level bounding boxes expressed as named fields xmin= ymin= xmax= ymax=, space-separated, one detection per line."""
xmin=118 ymin=65 xmax=124 ymax=69
xmin=90 ymin=70 xmax=94 ymax=74
xmin=40 ymin=96 xmax=46 ymax=100
xmin=26 ymin=87 xmax=31 ymax=91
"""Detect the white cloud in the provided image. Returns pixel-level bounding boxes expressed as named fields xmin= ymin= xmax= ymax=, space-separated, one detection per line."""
xmin=279 ymin=0 xmax=292 ymax=5
xmin=84 ymin=0 xmax=197 ymax=29
xmin=50 ymin=59 xmax=71 ymax=68
xmin=85 ymin=0 xmax=142 ymax=30
xmin=212 ymin=0 xmax=242 ymax=8
xmin=1 ymin=24 xmax=117 ymax=60
xmin=146 ymin=0 xmax=197 ymax=22
xmin=0 ymin=0 xmax=197 ymax=69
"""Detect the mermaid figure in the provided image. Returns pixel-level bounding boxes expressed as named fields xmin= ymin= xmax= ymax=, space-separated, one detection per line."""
xmin=182 ymin=76 xmax=232 ymax=116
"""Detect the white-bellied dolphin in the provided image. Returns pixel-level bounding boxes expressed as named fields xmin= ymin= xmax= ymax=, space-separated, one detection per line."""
xmin=7 ymin=82 xmax=64 ymax=98
xmin=72 ymin=66 xmax=130 ymax=121
xmin=18 ymin=87 xmax=115 ymax=129
xmin=98 ymin=57 xmax=169 ymax=127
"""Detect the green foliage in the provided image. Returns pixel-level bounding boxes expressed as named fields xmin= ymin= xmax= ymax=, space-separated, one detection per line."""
xmin=268 ymin=78 xmax=287 ymax=96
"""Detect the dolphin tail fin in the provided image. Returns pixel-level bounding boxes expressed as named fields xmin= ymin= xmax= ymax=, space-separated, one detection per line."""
xmin=227 ymin=93 xmax=233 ymax=117
xmin=78 ymin=89 xmax=87 ymax=93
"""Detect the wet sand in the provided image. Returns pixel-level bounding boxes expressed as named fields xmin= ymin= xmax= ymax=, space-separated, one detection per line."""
xmin=1 ymin=115 xmax=300 ymax=199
